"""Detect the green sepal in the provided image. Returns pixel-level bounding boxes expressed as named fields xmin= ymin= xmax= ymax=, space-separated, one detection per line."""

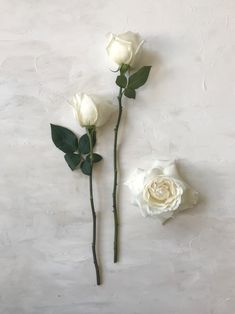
xmin=120 ymin=64 xmax=130 ymax=75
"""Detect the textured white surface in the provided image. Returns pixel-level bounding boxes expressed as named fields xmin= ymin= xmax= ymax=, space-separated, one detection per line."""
xmin=1 ymin=0 xmax=235 ymax=313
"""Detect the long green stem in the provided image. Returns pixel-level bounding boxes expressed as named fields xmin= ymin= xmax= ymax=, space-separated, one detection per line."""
xmin=113 ymin=86 xmax=123 ymax=263
xmin=87 ymin=127 xmax=101 ymax=285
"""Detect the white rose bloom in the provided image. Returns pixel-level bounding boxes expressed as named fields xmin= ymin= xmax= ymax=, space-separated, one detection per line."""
xmin=71 ymin=93 xmax=115 ymax=128
xmin=125 ymin=160 xmax=198 ymax=223
xmin=106 ymin=31 xmax=144 ymax=67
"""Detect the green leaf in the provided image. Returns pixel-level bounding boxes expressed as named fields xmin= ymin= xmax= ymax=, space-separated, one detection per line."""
xmin=64 ymin=153 xmax=81 ymax=170
xmin=81 ymin=160 xmax=92 ymax=175
xmin=124 ymin=88 xmax=136 ymax=99
xmin=50 ymin=124 xmax=78 ymax=153
xmin=116 ymin=75 xmax=127 ymax=88
xmin=86 ymin=153 xmax=103 ymax=163
xmin=78 ymin=133 xmax=96 ymax=154
xmin=128 ymin=66 xmax=151 ymax=89
xmin=93 ymin=153 xmax=103 ymax=162
xmin=78 ymin=134 xmax=89 ymax=154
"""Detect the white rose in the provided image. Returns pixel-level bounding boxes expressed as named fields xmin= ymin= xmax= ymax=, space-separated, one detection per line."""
xmin=71 ymin=93 xmax=114 ymax=128
xmin=125 ymin=160 xmax=198 ymax=223
xmin=106 ymin=31 xmax=144 ymax=67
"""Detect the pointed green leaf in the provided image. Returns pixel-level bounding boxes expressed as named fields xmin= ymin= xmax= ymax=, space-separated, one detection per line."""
xmin=81 ymin=160 xmax=92 ymax=175
xmin=128 ymin=66 xmax=151 ymax=89
xmin=64 ymin=153 xmax=81 ymax=170
xmin=78 ymin=134 xmax=89 ymax=154
xmin=116 ymin=75 xmax=127 ymax=88
xmin=78 ymin=132 xmax=96 ymax=154
xmin=50 ymin=124 xmax=78 ymax=153
xmin=124 ymin=88 xmax=136 ymax=99
xmin=86 ymin=153 xmax=103 ymax=163
xmin=93 ymin=153 xmax=103 ymax=163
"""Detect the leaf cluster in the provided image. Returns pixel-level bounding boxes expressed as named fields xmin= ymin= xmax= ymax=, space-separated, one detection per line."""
xmin=50 ymin=125 xmax=102 ymax=175
xmin=115 ymin=65 xmax=151 ymax=99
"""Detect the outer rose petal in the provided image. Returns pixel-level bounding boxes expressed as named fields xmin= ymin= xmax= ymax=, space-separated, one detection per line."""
xmin=149 ymin=160 xmax=181 ymax=180
xmin=71 ymin=93 xmax=114 ymax=128
xmin=118 ymin=32 xmax=144 ymax=67
xmin=125 ymin=168 xmax=145 ymax=197
xmin=155 ymin=211 xmax=174 ymax=224
xmin=117 ymin=32 xmax=144 ymax=68
xmin=178 ymin=183 xmax=199 ymax=212
xmin=117 ymin=31 xmax=139 ymax=42
xmin=145 ymin=167 xmax=164 ymax=181
xmin=117 ymin=32 xmax=142 ymax=51
xmin=106 ymin=35 xmax=133 ymax=65
xmin=125 ymin=169 xmax=151 ymax=217
xmin=133 ymin=194 xmax=149 ymax=217
xmin=91 ymin=96 xmax=116 ymax=127
xmin=79 ymin=94 xmax=98 ymax=127
xmin=106 ymin=31 xmax=144 ymax=67
xmin=106 ymin=32 xmax=114 ymax=48
xmin=71 ymin=94 xmax=82 ymax=121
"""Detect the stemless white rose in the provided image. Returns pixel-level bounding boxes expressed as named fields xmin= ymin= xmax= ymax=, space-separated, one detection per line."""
xmin=71 ymin=93 xmax=114 ymax=128
xmin=125 ymin=160 xmax=198 ymax=223
xmin=106 ymin=31 xmax=144 ymax=67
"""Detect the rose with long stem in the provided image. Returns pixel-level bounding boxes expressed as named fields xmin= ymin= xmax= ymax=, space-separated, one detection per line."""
xmin=107 ymin=32 xmax=151 ymax=262
xmin=51 ymin=93 xmax=114 ymax=285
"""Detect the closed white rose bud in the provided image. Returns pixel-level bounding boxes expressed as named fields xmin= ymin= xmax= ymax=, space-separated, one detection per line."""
xmin=106 ymin=31 xmax=144 ymax=67
xmin=125 ymin=160 xmax=199 ymax=223
xmin=71 ymin=93 xmax=115 ymax=128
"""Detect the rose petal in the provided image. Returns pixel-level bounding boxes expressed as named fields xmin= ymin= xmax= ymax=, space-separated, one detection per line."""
xmin=136 ymin=195 xmax=150 ymax=217
xmin=79 ymin=94 xmax=98 ymax=127
xmin=146 ymin=167 xmax=164 ymax=181
xmin=125 ymin=159 xmax=199 ymax=222
xmin=178 ymin=184 xmax=199 ymax=212
xmin=91 ymin=96 xmax=116 ymax=127
xmin=157 ymin=211 xmax=175 ymax=224
xmin=106 ymin=36 xmax=133 ymax=65
xmin=106 ymin=32 xmax=143 ymax=67
xmin=163 ymin=163 xmax=181 ymax=180
xmin=125 ymin=168 xmax=145 ymax=196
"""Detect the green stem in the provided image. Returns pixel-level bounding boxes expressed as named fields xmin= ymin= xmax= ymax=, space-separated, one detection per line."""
xmin=87 ymin=127 xmax=101 ymax=285
xmin=113 ymin=86 xmax=123 ymax=263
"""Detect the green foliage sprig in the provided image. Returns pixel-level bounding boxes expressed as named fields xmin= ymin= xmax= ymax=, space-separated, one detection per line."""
xmin=50 ymin=124 xmax=102 ymax=174
xmin=50 ymin=124 xmax=102 ymax=285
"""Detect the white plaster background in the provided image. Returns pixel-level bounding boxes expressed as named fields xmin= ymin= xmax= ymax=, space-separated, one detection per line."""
xmin=0 ymin=0 xmax=235 ymax=313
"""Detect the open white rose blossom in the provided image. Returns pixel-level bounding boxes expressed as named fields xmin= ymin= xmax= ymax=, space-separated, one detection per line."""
xmin=71 ymin=93 xmax=115 ymax=128
xmin=125 ymin=160 xmax=198 ymax=223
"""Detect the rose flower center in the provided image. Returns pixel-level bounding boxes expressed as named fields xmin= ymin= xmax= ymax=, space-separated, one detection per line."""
xmin=149 ymin=181 xmax=171 ymax=201
xmin=143 ymin=177 xmax=178 ymax=206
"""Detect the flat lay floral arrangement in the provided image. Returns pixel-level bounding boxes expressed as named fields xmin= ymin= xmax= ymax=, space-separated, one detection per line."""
xmin=50 ymin=31 xmax=198 ymax=286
